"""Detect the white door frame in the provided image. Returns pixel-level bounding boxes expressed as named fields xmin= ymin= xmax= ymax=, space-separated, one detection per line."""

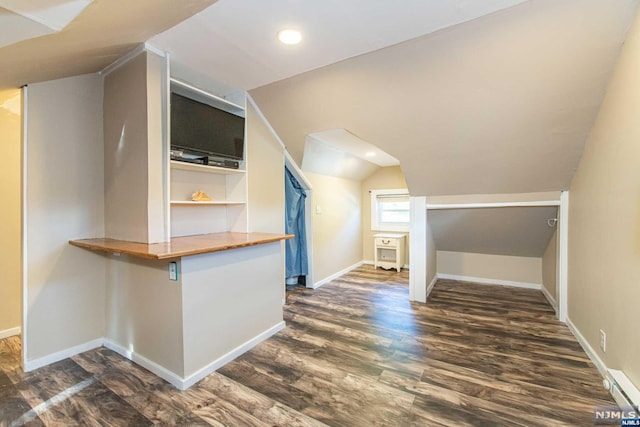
xmin=410 ymin=195 xmax=569 ymax=322
xmin=284 ymin=152 xmax=314 ymax=288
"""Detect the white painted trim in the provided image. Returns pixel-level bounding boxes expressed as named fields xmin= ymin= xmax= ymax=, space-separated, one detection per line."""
xmin=426 ymin=200 xmax=560 ymax=210
xmin=21 ymin=85 xmax=28 ymax=370
xmin=409 ymin=197 xmax=427 ymax=302
xmin=181 ymin=321 xmax=285 ymax=390
xmin=105 ymin=321 xmax=285 ymax=390
xmin=363 ymin=260 xmax=410 ymax=269
xmin=437 ymin=273 xmax=542 ymax=290
xmin=24 ymin=338 xmax=103 ymax=372
xmin=100 ymin=43 xmax=168 ymax=77
xmin=557 ymin=191 xmax=569 ymax=322
xmin=171 ymin=78 xmax=244 ymax=112
xmin=313 ymin=261 xmax=363 ymax=289
xmin=0 ymin=327 xmax=21 ymax=339
xmin=99 ymin=44 xmax=145 ymax=76
xmin=142 ymin=42 xmax=167 ymax=59
xmin=284 ymin=151 xmax=312 ymax=191
xmin=426 ymin=274 xmax=438 ymax=298
xmin=281 ymin=140 xmax=314 ymax=289
xmin=566 ymin=318 xmax=608 ymax=377
xmin=103 ymin=339 xmax=185 ymax=390
xmin=162 ymin=53 xmax=171 ymax=242
xmin=540 ymin=285 xmax=558 ymax=312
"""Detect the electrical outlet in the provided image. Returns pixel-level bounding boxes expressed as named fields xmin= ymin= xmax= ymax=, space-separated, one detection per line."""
xmin=169 ymin=262 xmax=178 ymax=281
xmin=600 ymin=329 xmax=606 ymax=352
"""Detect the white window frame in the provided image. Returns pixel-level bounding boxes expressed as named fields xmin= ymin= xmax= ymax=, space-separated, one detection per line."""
xmin=371 ymin=188 xmax=410 ymax=232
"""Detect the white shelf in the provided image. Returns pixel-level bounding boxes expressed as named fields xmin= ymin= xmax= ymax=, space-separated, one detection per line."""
xmin=170 ymin=201 xmax=245 ymax=206
xmin=170 ymin=78 xmax=245 ymax=116
xmin=170 ymin=160 xmax=245 ymax=175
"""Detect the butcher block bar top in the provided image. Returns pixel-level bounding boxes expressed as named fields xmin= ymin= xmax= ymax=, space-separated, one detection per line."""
xmin=69 ymin=232 xmax=293 ymax=260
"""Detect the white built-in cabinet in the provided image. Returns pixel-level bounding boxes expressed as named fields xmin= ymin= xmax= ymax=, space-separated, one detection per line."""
xmin=168 ymin=79 xmax=248 ymax=238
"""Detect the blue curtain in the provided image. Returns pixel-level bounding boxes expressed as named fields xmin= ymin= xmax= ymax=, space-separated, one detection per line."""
xmin=285 ymin=167 xmax=308 ymax=280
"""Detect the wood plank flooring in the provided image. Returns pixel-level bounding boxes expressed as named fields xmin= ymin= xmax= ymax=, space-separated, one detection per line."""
xmin=0 ymin=266 xmax=613 ymax=425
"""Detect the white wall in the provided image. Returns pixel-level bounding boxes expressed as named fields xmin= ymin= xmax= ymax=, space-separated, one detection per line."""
xmin=437 ymin=251 xmax=542 ymax=286
xmin=104 ymin=50 xmax=165 ymax=244
xmin=105 ymin=255 xmax=184 ymax=376
xmin=361 ymin=166 xmax=409 ymax=264
xmin=567 ymin=7 xmax=640 ymax=386
xmin=0 ymin=89 xmax=22 ymax=336
xmin=246 ymin=102 xmax=284 ymax=234
xmin=542 ymin=229 xmax=557 ymax=305
xmin=182 ymin=243 xmax=284 ymax=377
xmin=306 ymin=172 xmax=362 ymax=285
xmin=25 ymin=74 xmax=106 ymax=362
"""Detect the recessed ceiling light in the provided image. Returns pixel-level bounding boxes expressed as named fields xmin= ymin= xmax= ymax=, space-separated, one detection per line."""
xmin=278 ymin=29 xmax=302 ymax=45
xmin=365 ymin=151 xmax=377 ymax=157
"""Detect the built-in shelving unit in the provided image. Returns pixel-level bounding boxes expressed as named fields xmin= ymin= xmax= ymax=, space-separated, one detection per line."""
xmin=170 ymin=78 xmax=245 ymax=117
xmin=170 ymin=160 xmax=245 ymax=175
xmin=168 ymin=81 xmax=247 ymax=238
xmin=170 ymin=201 xmax=245 ymax=206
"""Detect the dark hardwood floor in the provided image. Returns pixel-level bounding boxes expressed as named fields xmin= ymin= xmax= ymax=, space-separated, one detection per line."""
xmin=0 ymin=266 xmax=612 ymax=426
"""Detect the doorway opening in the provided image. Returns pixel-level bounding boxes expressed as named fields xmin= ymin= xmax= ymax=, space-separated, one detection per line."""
xmin=284 ymin=156 xmax=314 ymax=289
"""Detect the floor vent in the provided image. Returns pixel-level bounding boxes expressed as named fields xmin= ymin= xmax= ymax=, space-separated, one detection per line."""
xmin=606 ymin=369 xmax=640 ymax=408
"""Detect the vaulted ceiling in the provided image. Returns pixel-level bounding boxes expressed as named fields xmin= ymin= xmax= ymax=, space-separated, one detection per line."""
xmin=2 ymin=0 xmax=638 ymax=258
xmin=250 ymin=0 xmax=638 ymax=196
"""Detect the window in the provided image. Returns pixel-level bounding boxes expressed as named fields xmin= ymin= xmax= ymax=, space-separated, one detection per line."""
xmin=371 ymin=189 xmax=410 ymax=232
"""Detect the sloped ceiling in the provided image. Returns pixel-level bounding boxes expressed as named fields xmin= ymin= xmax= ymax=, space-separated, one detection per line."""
xmin=250 ymin=0 xmax=639 ymax=197
xmin=429 ymin=207 xmax=558 ymax=257
xmin=150 ymin=0 xmax=527 ymax=91
xmin=0 ymin=0 xmax=219 ymax=90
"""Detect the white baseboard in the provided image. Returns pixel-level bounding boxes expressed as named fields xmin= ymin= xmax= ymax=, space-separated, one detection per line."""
xmin=313 ymin=261 xmax=363 ymax=289
xmin=566 ymin=317 xmax=608 ymax=378
xmin=104 ymin=338 xmax=186 ymax=390
xmin=182 ymin=321 xmax=285 ymax=390
xmin=540 ymin=285 xmax=558 ymax=312
xmin=104 ymin=321 xmax=286 ymax=390
xmin=0 ymin=326 xmax=21 ymax=340
xmin=426 ymin=275 xmax=438 ymax=298
xmin=437 ymin=273 xmax=542 ymax=290
xmin=362 ymin=260 xmax=410 ymax=270
xmin=24 ymin=338 xmax=103 ymax=372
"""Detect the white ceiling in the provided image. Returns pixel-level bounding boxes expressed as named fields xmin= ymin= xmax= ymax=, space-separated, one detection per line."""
xmin=308 ymin=129 xmax=399 ymax=168
xmin=150 ymin=0 xmax=527 ymax=90
xmin=301 ymin=137 xmax=379 ymax=182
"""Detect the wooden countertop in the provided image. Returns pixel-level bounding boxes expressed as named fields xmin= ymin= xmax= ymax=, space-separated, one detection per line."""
xmin=69 ymin=232 xmax=293 ymax=260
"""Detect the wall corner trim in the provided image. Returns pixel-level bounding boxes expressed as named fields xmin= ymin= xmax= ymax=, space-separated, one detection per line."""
xmin=541 ymin=286 xmax=558 ymax=312
xmin=436 ymin=273 xmax=542 ymax=290
xmin=100 ymin=43 xmax=168 ymax=77
xmin=23 ymin=338 xmax=103 ymax=372
xmin=313 ymin=261 xmax=363 ymax=289
xmin=566 ymin=317 xmax=608 ymax=378
xmin=181 ymin=321 xmax=285 ymax=390
xmin=426 ymin=275 xmax=438 ymax=298
xmin=0 ymin=327 xmax=21 ymax=340
xmin=104 ymin=338 xmax=186 ymax=390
